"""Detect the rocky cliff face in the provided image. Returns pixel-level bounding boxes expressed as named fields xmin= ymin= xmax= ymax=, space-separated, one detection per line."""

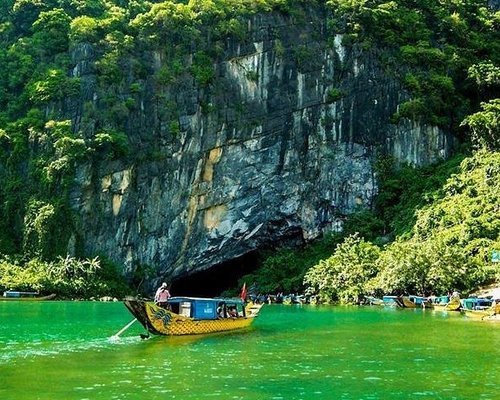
xmin=68 ymin=8 xmax=454 ymax=283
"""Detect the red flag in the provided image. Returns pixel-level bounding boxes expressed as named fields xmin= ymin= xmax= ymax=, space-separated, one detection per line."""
xmin=240 ymin=282 xmax=247 ymax=301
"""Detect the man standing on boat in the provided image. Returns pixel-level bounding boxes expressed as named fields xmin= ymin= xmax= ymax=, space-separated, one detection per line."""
xmin=154 ymin=282 xmax=171 ymax=306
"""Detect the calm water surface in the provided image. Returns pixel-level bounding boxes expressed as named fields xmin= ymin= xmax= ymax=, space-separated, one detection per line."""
xmin=0 ymin=302 xmax=499 ymax=400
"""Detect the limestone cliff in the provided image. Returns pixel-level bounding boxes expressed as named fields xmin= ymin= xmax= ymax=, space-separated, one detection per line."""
xmin=68 ymin=8 xmax=454 ymax=283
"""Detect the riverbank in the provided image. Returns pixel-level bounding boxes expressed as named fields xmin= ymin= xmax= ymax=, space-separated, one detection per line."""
xmin=471 ymin=283 xmax=500 ymax=299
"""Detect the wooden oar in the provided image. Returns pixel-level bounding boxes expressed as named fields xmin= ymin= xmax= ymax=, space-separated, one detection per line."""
xmin=110 ymin=318 xmax=137 ymax=341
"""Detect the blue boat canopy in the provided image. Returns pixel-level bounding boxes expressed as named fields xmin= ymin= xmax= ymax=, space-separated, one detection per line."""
xmin=166 ymin=297 xmax=245 ymax=320
xmin=3 ymin=290 xmax=39 ymax=298
xmin=409 ymin=295 xmax=427 ymax=305
xmin=382 ymin=296 xmax=398 ymax=303
xmin=461 ymin=297 xmax=492 ymax=310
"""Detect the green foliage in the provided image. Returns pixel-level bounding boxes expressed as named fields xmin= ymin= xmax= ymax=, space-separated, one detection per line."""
xmin=303 ymin=234 xmax=381 ymax=304
xmin=93 ymin=130 xmax=129 ymax=159
xmin=0 ymin=0 xmax=499 ymax=299
xmin=303 ymin=151 xmax=500 ymax=299
xmin=373 ymin=154 xmax=466 ymax=238
xmin=326 ymin=87 xmax=344 ymax=102
xmin=130 ymin=1 xmax=198 ymax=46
xmin=69 ymin=15 xmax=100 ymax=42
xmin=31 ymin=8 xmax=71 ymax=55
xmin=326 ymin=0 xmax=499 ymax=130
xmin=191 ymin=51 xmax=215 ymax=86
xmin=293 ymin=45 xmax=322 ymax=73
xmin=0 ymin=255 xmax=130 ymax=298
xmin=22 ymin=199 xmax=74 ymax=259
xmin=341 ymin=210 xmax=384 ymax=242
xmin=374 ymin=237 xmax=478 ymax=296
xmin=400 ymin=44 xmax=446 ymax=67
xmin=240 ymin=233 xmax=342 ymax=294
xmin=27 ymin=69 xmax=80 ymax=104
xmin=215 ymin=17 xmax=246 ymax=40
xmin=461 ymin=99 xmax=500 ymax=151
xmin=467 ymin=61 xmax=500 ymax=88
xmin=169 ymin=120 xmax=181 ymax=136
xmin=95 ymin=51 xmax=122 ymax=85
xmin=22 ymin=200 xmax=57 ymax=258
xmin=392 ymin=98 xmax=427 ymax=123
xmin=274 ymin=38 xmax=285 ymax=58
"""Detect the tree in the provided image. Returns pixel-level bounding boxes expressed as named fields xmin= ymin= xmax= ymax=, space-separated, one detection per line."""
xmin=461 ymin=99 xmax=500 ymax=151
xmin=303 ymin=234 xmax=380 ymax=304
xmin=31 ymin=8 xmax=71 ymax=56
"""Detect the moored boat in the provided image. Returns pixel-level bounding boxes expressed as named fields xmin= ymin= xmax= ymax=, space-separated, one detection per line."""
xmin=1 ymin=291 xmax=56 ymax=301
xmin=460 ymin=297 xmax=499 ymax=319
xmin=124 ymin=296 xmax=263 ymax=336
xmin=401 ymin=295 xmax=432 ymax=308
xmin=430 ymin=295 xmax=461 ymax=311
xmin=429 ymin=295 xmax=449 ymax=307
xmin=382 ymin=295 xmax=403 ymax=307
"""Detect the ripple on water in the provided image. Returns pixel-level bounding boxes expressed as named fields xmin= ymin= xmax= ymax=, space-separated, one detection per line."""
xmin=12 ymin=342 xmax=88 ymax=362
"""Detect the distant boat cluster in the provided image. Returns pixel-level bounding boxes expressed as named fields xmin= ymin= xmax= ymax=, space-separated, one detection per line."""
xmin=253 ymin=291 xmax=500 ymax=321
xmin=367 ymin=294 xmax=500 ymax=321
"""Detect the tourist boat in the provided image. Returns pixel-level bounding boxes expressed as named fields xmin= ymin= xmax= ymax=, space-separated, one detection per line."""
xmin=123 ymin=296 xmax=263 ymax=336
xmin=429 ymin=295 xmax=462 ymax=311
xmin=460 ymin=297 xmax=499 ymax=319
xmin=401 ymin=295 xmax=432 ymax=308
xmin=1 ymin=291 xmax=56 ymax=301
xmin=382 ymin=295 xmax=403 ymax=307
xmin=429 ymin=295 xmax=449 ymax=307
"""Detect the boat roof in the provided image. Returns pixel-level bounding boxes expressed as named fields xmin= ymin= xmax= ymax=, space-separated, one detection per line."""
xmin=168 ymin=296 xmax=244 ymax=304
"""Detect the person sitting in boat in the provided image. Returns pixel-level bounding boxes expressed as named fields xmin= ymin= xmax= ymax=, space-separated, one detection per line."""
xmin=217 ymin=303 xmax=225 ymax=318
xmin=227 ymin=306 xmax=238 ymax=317
xmin=154 ymin=282 xmax=171 ymax=306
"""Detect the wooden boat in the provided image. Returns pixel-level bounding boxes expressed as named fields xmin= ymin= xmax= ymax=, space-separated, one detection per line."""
xmin=430 ymin=295 xmax=461 ymax=311
xmin=460 ymin=297 xmax=499 ymax=319
xmin=1 ymin=291 xmax=56 ymax=301
xmin=382 ymin=295 xmax=403 ymax=307
xmin=282 ymin=296 xmax=292 ymax=305
xmin=401 ymin=295 xmax=432 ymax=308
xmin=124 ymin=296 xmax=263 ymax=336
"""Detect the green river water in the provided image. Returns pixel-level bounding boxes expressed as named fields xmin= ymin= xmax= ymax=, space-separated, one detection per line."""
xmin=0 ymin=301 xmax=499 ymax=400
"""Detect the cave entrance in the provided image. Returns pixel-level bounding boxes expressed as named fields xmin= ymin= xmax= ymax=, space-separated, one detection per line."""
xmin=170 ymin=251 xmax=261 ymax=297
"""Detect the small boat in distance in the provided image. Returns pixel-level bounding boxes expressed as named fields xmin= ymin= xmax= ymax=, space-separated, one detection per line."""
xmin=124 ymin=296 xmax=263 ymax=336
xmin=430 ymin=295 xmax=462 ymax=311
xmin=460 ymin=297 xmax=499 ymax=319
xmin=401 ymin=295 xmax=433 ymax=308
xmin=382 ymin=295 xmax=403 ymax=307
xmin=1 ymin=291 xmax=56 ymax=301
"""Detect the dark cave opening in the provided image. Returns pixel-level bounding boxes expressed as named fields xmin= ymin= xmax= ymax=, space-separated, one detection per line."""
xmin=170 ymin=251 xmax=261 ymax=297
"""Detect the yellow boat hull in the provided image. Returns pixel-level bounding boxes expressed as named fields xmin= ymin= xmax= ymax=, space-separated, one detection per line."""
xmin=433 ymin=297 xmax=462 ymax=312
xmin=401 ymin=297 xmax=417 ymax=308
xmin=462 ymin=303 xmax=500 ymax=320
xmin=125 ymin=299 xmax=262 ymax=336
